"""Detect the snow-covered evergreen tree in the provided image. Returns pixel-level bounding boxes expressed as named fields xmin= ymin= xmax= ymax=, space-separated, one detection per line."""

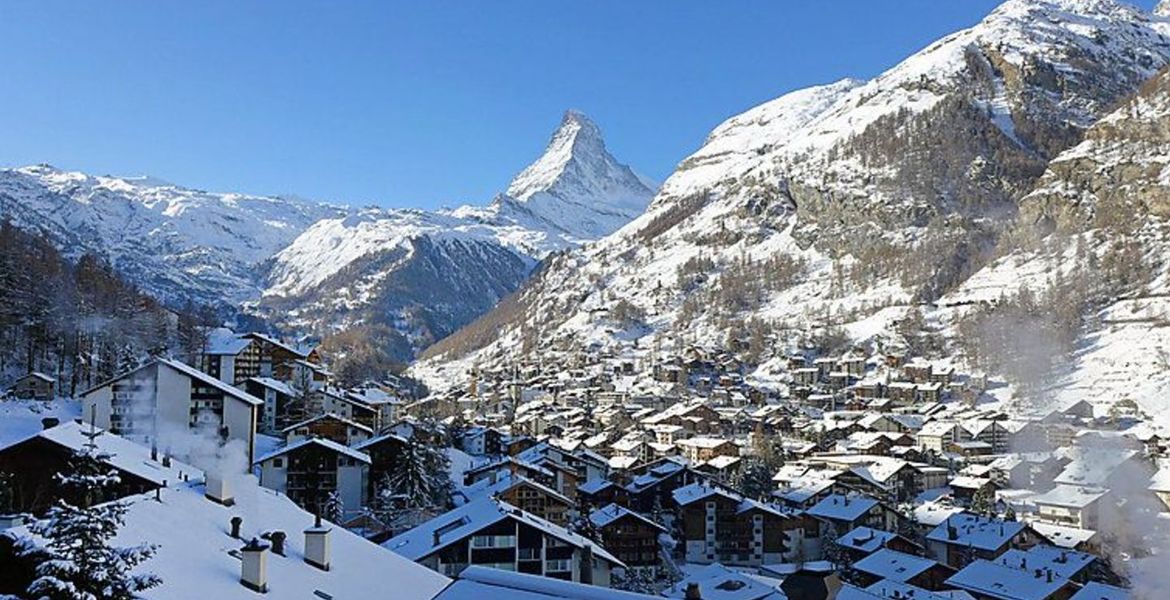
xmin=734 ymin=458 xmax=775 ymax=501
xmin=324 ymin=490 xmax=344 ymax=524
xmin=18 ymin=433 xmax=159 ymax=600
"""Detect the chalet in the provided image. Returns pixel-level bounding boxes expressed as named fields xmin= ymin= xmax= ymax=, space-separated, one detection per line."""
xmin=672 ymin=482 xmax=801 ymax=566
xmin=0 ymin=421 xmax=200 ymax=516
xmin=241 ymin=332 xmax=322 ymax=382
xmin=917 ymin=421 xmax=965 ymax=454
xmin=834 ymin=526 xmax=921 ymax=561
xmin=281 ymin=413 xmax=373 ymax=447
xmin=81 ymin=357 xmax=262 ymax=464
xmin=623 ymin=457 xmax=708 ymax=514
xmin=994 ymin=545 xmax=1103 ymax=586
xmin=806 ymin=494 xmax=897 ymax=541
xmin=676 ymin=436 xmax=738 ymax=463
xmin=354 ymin=432 xmax=412 ymax=498
xmin=1031 ymin=485 xmax=1108 ymax=530
xmin=851 ymin=548 xmax=956 ymax=591
xmin=199 ymin=328 xmax=261 ymax=386
xmin=949 ymin=476 xmax=998 ymax=507
xmin=383 ymin=497 xmax=623 ymax=585
xmin=588 ymin=503 xmax=666 ymax=574
xmin=963 ymin=419 xmax=1012 ymax=453
xmin=244 ymin=376 xmax=299 ymax=433
xmin=255 ymin=437 xmax=370 ymax=520
xmin=6 ymin=372 xmax=54 ymax=400
xmin=462 ymin=426 xmax=504 ymax=457
xmin=496 ymin=477 xmax=574 ymax=526
xmin=925 ymin=513 xmax=1040 ymax=569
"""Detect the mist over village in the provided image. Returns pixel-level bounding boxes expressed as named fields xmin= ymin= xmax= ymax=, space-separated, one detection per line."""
xmin=2 ymin=1 xmax=1170 ymax=599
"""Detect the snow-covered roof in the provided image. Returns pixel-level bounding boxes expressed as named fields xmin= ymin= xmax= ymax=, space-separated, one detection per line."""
xmin=995 ymin=545 xmax=1095 ymax=580
xmin=1069 ymin=582 xmax=1128 ymax=600
xmin=588 ymin=503 xmax=664 ymax=532
xmin=853 ymin=548 xmax=941 ymax=582
xmin=1053 ymin=447 xmax=1137 ymax=488
xmin=436 ymin=565 xmax=660 ymax=600
xmin=6 ymin=475 xmax=450 ymax=600
xmin=662 ymin=563 xmax=785 ymax=600
xmin=384 ymin=497 xmax=622 ymax=567
xmin=1030 ymin=485 xmax=1107 ymax=509
xmin=204 ymin=327 xmax=253 ymax=355
xmin=856 ymin=581 xmax=967 ymax=600
xmin=946 ymin=559 xmax=1070 ymax=600
xmin=806 ymin=494 xmax=879 ymax=523
xmin=836 ymin=526 xmax=899 ymax=553
xmin=926 ymin=513 xmax=1025 ymax=551
xmin=254 ymin=436 xmax=371 ymax=466
xmin=10 ymin=420 xmax=202 ymax=487
xmin=1027 ymin=521 xmax=1097 ymax=549
xmin=247 ymin=376 xmax=297 ymax=397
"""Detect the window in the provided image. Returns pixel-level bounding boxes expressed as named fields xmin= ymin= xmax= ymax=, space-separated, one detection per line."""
xmin=273 ymin=458 xmax=284 ymax=468
xmin=518 ymin=548 xmax=539 ymax=560
xmin=471 ymin=535 xmax=515 ymax=549
xmin=546 ymin=559 xmax=571 ymax=573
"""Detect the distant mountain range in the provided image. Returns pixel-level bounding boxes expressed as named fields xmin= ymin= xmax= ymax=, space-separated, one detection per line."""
xmin=0 ymin=111 xmax=656 ymax=359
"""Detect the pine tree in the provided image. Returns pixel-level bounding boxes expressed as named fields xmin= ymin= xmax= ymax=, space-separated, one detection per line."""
xmin=734 ymin=458 xmax=775 ymax=501
xmin=324 ymin=490 xmax=344 ymax=524
xmin=19 ymin=431 xmax=160 ymax=599
xmin=971 ymin=486 xmax=993 ymax=517
xmin=823 ymin=522 xmax=845 ymax=568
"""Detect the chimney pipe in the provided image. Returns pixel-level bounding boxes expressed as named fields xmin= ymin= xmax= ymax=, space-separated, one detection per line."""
xmin=304 ymin=515 xmax=332 ymax=571
xmin=41 ymin=417 xmax=59 ymax=430
xmin=240 ymin=538 xmax=270 ymax=593
xmin=684 ymin=582 xmax=702 ymax=600
xmin=206 ymin=473 xmax=235 ymax=506
xmin=270 ymin=531 xmax=287 ymax=556
xmin=231 ymin=516 xmax=243 ymax=539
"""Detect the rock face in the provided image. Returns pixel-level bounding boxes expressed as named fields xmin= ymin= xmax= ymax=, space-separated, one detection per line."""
xmin=255 ymin=111 xmax=655 ymax=359
xmin=1019 ymin=65 xmax=1170 ymax=230
xmin=945 ymin=61 xmax=1170 ymax=428
xmin=0 ymin=165 xmax=342 ymax=307
xmin=418 ymin=0 xmax=1170 ymax=381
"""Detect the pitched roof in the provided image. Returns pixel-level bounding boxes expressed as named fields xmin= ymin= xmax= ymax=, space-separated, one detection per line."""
xmin=6 ymin=475 xmax=449 ymax=600
xmin=384 ymin=497 xmax=622 ymax=567
xmin=854 ymin=548 xmax=942 ymax=582
xmin=254 ymin=436 xmax=371 ymax=465
xmin=926 ymin=513 xmax=1025 ymax=552
xmin=946 ymin=559 xmax=1070 ymax=600
xmin=806 ymin=494 xmax=879 ymax=522
xmin=9 ymin=420 xmax=202 ymax=487
xmin=436 ymin=566 xmax=661 ymax=600
xmin=588 ymin=503 xmax=665 ymax=532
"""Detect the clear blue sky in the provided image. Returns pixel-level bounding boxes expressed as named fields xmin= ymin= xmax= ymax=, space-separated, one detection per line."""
xmin=0 ymin=1 xmax=1158 ymax=209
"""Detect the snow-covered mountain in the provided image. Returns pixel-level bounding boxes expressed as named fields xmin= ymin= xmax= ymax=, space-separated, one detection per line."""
xmin=0 ymin=165 xmax=343 ymax=307
xmin=254 ymin=111 xmax=655 ymax=358
xmin=417 ymin=0 xmax=1170 ymax=387
xmin=944 ymin=58 xmax=1170 ymax=426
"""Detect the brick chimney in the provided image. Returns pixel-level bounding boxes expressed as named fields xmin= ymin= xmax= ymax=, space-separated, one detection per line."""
xmin=240 ymin=538 xmax=269 ymax=593
xmin=304 ymin=514 xmax=332 ymax=571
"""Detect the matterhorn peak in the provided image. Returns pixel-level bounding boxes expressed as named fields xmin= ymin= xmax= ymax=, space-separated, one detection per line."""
xmin=505 ymin=109 xmax=611 ymax=201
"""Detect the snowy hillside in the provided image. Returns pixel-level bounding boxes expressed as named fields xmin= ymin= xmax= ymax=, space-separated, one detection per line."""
xmin=941 ymin=59 xmax=1170 ymax=427
xmin=0 ymin=164 xmax=343 ymax=307
xmin=256 ymin=111 xmax=655 ymax=358
xmin=416 ymin=0 xmax=1170 ymax=390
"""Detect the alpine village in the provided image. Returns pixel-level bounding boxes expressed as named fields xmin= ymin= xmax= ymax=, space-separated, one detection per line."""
xmin=3 ymin=1 xmax=1170 ymax=599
